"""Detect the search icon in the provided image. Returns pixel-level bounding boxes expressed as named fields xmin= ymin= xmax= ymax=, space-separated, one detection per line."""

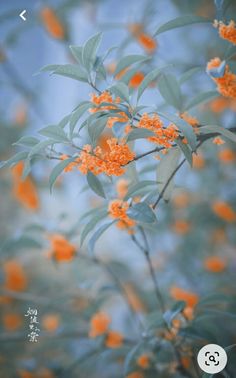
xmin=197 ymin=344 xmax=227 ymax=374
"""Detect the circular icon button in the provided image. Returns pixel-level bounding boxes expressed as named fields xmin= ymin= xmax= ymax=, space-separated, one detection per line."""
xmin=197 ymin=344 xmax=227 ymax=374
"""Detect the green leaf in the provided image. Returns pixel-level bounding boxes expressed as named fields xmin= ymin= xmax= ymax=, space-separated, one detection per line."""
xmin=137 ymin=64 xmax=173 ymax=100
xmin=175 ymin=138 xmax=192 ymax=166
xmin=41 ymin=64 xmax=88 ymax=82
xmin=127 ymin=202 xmax=157 ymax=223
xmin=14 ymin=136 xmax=39 ymax=148
xmin=163 ymin=301 xmax=186 ymax=328
xmin=124 ymin=180 xmax=157 ymax=200
xmin=126 ymin=128 xmax=156 ymax=142
xmin=124 ymin=342 xmax=143 ymax=375
xmin=158 ymin=111 xmax=197 ymax=151
xmin=69 ymin=102 xmax=91 ymax=137
xmin=69 ymin=45 xmax=83 ymax=65
xmin=82 ymin=32 xmax=103 ymax=70
xmin=185 ymin=91 xmax=219 ymax=111
xmin=38 ymin=125 xmax=68 ymax=142
xmin=179 ymin=66 xmax=202 ymax=84
xmin=28 ymin=139 xmax=57 ymax=159
xmin=49 ymin=157 xmax=75 ymax=193
xmin=158 ymin=73 xmax=182 ymax=110
xmin=88 ymin=221 xmax=115 ymax=254
xmin=156 ymin=147 xmax=181 ymax=201
xmin=87 ymin=171 xmax=106 ymax=198
xmin=114 ymin=54 xmax=149 ymax=76
xmin=88 ymin=117 xmax=107 ymax=146
xmin=80 ymin=209 xmax=108 ymax=246
xmin=200 ymin=125 xmax=236 ymax=143
xmin=224 ymin=45 xmax=236 ymax=61
xmin=154 ymin=15 xmax=211 ymax=36
xmin=0 ymin=151 xmax=28 ymax=169
xmin=110 ymin=82 xmax=130 ymax=103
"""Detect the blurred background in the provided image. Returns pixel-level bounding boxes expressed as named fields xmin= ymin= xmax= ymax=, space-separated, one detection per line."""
xmin=0 ymin=0 xmax=236 ymax=377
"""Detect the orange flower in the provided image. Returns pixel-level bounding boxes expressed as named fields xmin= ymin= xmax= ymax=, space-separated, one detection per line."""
xmin=105 ymin=330 xmax=123 ymax=348
xmin=192 ymin=153 xmax=205 ymax=169
xmin=126 ymin=372 xmax=144 ymax=378
xmin=60 ymin=154 xmax=79 ymax=172
xmin=77 ymin=139 xmax=135 ymax=177
xmin=116 ymin=179 xmax=129 ymax=199
xmin=108 ymin=199 xmax=136 ymax=232
xmin=218 ymin=20 xmax=236 ymax=45
xmin=213 ymin=136 xmax=225 ymax=145
xmin=3 ymin=313 xmax=23 ymax=331
xmin=209 ymin=96 xmax=230 ymax=113
xmin=89 ymin=312 xmax=110 ymax=338
xmin=170 ymin=287 xmax=199 ymax=308
xmin=180 ymin=112 xmax=199 ymax=128
xmin=137 ymin=33 xmax=157 ymax=53
xmin=137 ymin=113 xmax=178 ymax=147
xmin=129 ymin=72 xmax=145 ymax=88
xmin=207 ymin=58 xmax=236 ymax=99
xmin=90 ymin=91 xmax=129 ymax=128
xmin=13 ymin=104 xmax=27 ymax=126
xmin=137 ymin=354 xmax=150 ymax=369
xmin=42 ymin=314 xmax=60 ymax=332
xmin=123 ymin=283 xmax=146 ymax=313
xmin=128 ymin=23 xmax=144 ymax=36
xmin=49 ymin=234 xmax=76 ymax=262
xmin=18 ymin=371 xmax=35 ymax=378
xmin=172 ymin=192 xmax=190 ymax=209
xmin=212 ymin=200 xmax=236 ymax=222
xmin=172 ymin=220 xmax=191 ymax=235
xmin=204 ymin=256 xmax=226 ymax=273
xmin=11 ymin=162 xmax=39 ymax=211
xmin=218 ymin=148 xmax=235 ymax=163
xmin=182 ymin=306 xmax=194 ymax=321
xmin=40 ymin=7 xmax=65 ymax=40
xmin=3 ymin=260 xmax=27 ymax=292
xmin=181 ymin=356 xmax=191 ymax=369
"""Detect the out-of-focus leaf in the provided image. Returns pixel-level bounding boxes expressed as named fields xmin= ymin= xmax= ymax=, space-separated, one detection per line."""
xmin=179 ymin=66 xmax=202 ymax=84
xmin=69 ymin=45 xmax=83 ymax=65
xmin=124 ymin=342 xmax=143 ymax=375
xmin=128 ymin=202 xmax=157 ymax=223
xmin=158 ymin=73 xmax=182 ymax=110
xmin=0 ymin=151 xmax=28 ymax=169
xmin=69 ymin=102 xmax=91 ymax=137
xmin=163 ymin=301 xmax=186 ymax=328
xmin=126 ymin=128 xmax=156 ymax=142
xmin=200 ymin=125 xmax=236 ymax=143
xmin=28 ymin=139 xmax=57 ymax=158
xmin=80 ymin=209 xmax=108 ymax=246
xmin=185 ymin=91 xmax=219 ymax=111
xmin=124 ymin=180 xmax=157 ymax=200
xmin=88 ymin=221 xmax=116 ymax=254
xmin=155 ymin=15 xmax=211 ymax=36
xmin=114 ymin=54 xmax=149 ymax=76
xmin=225 ymin=45 xmax=236 ymax=60
xmin=82 ymin=32 xmax=103 ymax=70
xmin=110 ymin=82 xmax=130 ymax=103
xmin=158 ymin=111 xmax=197 ymax=150
xmin=156 ymin=147 xmax=181 ymax=201
xmin=49 ymin=157 xmax=75 ymax=192
xmin=38 ymin=125 xmax=68 ymax=142
xmin=14 ymin=136 xmax=39 ymax=148
xmin=87 ymin=171 xmax=106 ymax=198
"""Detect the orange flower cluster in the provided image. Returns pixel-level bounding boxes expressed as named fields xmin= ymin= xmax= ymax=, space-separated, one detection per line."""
xmin=209 ymin=96 xmax=236 ymax=113
xmin=215 ymin=20 xmax=236 ymax=45
xmin=137 ymin=113 xmax=178 ymax=147
xmin=180 ymin=112 xmax=199 ymax=131
xmin=40 ymin=7 xmax=65 ymax=40
xmin=128 ymin=23 xmax=157 ymax=53
xmin=2 ymin=313 xmax=23 ymax=331
xmin=49 ymin=234 xmax=76 ymax=262
xmin=170 ymin=286 xmax=199 ymax=308
xmin=192 ymin=153 xmax=205 ymax=169
xmin=137 ymin=354 xmax=150 ymax=369
xmin=3 ymin=259 xmax=28 ymax=292
xmin=129 ymin=72 xmax=145 ymax=88
xmin=203 ymin=256 xmax=226 ymax=273
xmin=108 ymin=199 xmax=136 ymax=232
xmin=213 ymin=136 xmax=225 ymax=145
xmin=126 ymin=372 xmax=144 ymax=378
xmin=90 ymin=91 xmax=129 ymax=128
xmin=172 ymin=219 xmax=191 ymax=235
xmin=11 ymin=162 xmax=39 ymax=211
xmin=212 ymin=200 xmax=236 ymax=222
xmin=42 ymin=314 xmax=60 ymax=332
xmin=89 ymin=312 xmax=123 ymax=348
xmin=207 ymin=58 xmax=236 ymax=99
xmin=77 ymin=139 xmax=135 ymax=176
xmin=116 ymin=178 xmax=129 ymax=198
xmin=218 ymin=148 xmax=235 ymax=163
